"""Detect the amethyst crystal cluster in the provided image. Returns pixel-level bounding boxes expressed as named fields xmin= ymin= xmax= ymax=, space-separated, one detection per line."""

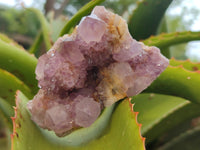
xmin=27 ymin=6 xmax=169 ymax=136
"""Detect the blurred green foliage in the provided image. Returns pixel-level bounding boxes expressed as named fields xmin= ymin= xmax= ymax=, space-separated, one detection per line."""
xmin=0 ymin=6 xmax=40 ymax=48
xmin=0 ymin=7 xmax=40 ymax=37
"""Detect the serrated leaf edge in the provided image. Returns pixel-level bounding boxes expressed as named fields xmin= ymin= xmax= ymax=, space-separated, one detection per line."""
xmin=168 ymin=65 xmax=200 ymax=74
xmin=170 ymin=57 xmax=200 ymax=72
xmin=128 ymin=98 xmax=146 ymax=149
xmin=11 ymin=90 xmax=22 ymax=150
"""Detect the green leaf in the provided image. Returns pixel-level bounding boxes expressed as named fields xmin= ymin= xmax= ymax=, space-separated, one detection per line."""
xmin=145 ymin=66 xmax=200 ymax=104
xmin=29 ymin=30 xmax=43 ymax=55
xmin=170 ymin=58 xmax=200 ymax=72
xmin=0 ymin=137 xmax=9 ymax=150
xmin=48 ymin=14 xmax=68 ymax=42
xmin=128 ymin=0 xmax=173 ymax=40
xmin=143 ymin=31 xmax=200 ymax=49
xmin=154 ymin=115 xmax=200 ymax=149
xmin=0 ymin=69 xmax=32 ymax=106
xmin=0 ymin=97 xmax=13 ymax=130
xmin=12 ymin=92 xmax=145 ymax=150
xmin=27 ymin=8 xmax=52 ymax=50
xmin=0 ymin=127 xmax=10 ymax=150
xmin=0 ymin=102 xmax=12 ymax=150
xmin=156 ymin=17 xmax=170 ymax=58
xmin=0 ymin=39 xmax=38 ymax=94
xmin=132 ymin=93 xmax=200 ymax=143
xmin=0 ymin=33 xmax=24 ymax=50
xmin=59 ymin=0 xmax=105 ymax=36
xmin=158 ymin=126 xmax=200 ymax=150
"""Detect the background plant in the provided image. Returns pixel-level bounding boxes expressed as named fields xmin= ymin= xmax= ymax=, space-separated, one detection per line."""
xmin=0 ymin=0 xmax=200 ymax=150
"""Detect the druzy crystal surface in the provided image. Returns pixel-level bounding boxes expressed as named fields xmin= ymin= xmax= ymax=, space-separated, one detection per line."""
xmin=27 ymin=6 xmax=169 ymax=136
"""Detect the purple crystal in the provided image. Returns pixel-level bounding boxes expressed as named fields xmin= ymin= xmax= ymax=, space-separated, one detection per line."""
xmin=27 ymin=6 xmax=169 ymax=136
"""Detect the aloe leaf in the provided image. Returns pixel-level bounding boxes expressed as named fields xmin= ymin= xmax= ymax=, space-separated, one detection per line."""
xmin=158 ymin=126 xmax=200 ymax=150
xmin=132 ymin=93 xmax=200 ymax=144
xmin=0 ymin=39 xmax=38 ymax=94
xmin=49 ymin=15 xmax=68 ymax=42
xmin=29 ymin=30 xmax=43 ymax=55
xmin=170 ymin=58 xmax=200 ymax=71
xmin=0 ymin=126 xmax=10 ymax=150
xmin=145 ymin=66 xmax=200 ymax=104
xmin=59 ymin=0 xmax=105 ymax=36
xmin=156 ymin=17 xmax=170 ymax=58
xmin=0 ymin=33 xmax=24 ymax=50
xmin=0 ymin=69 xmax=32 ymax=106
xmin=0 ymin=97 xmax=13 ymax=130
xmin=27 ymin=8 xmax=52 ymax=50
xmin=0 ymin=136 xmax=9 ymax=150
xmin=143 ymin=31 xmax=200 ymax=49
xmin=128 ymin=0 xmax=173 ymax=40
xmin=12 ymin=91 xmax=145 ymax=150
xmin=154 ymin=115 xmax=200 ymax=149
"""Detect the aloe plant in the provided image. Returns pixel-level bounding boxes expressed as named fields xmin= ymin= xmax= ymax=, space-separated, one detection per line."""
xmin=1 ymin=0 xmax=200 ymax=150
